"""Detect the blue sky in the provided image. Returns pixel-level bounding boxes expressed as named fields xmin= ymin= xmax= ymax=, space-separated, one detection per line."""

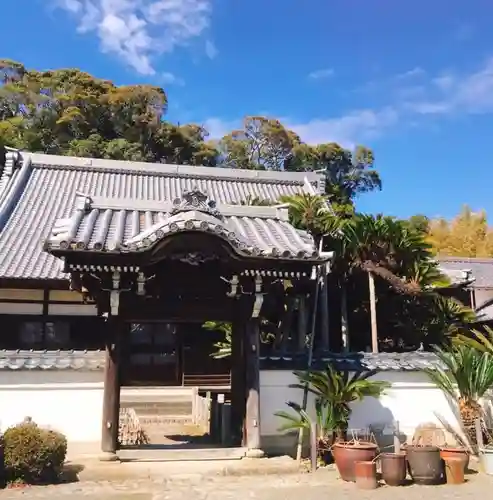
xmin=3 ymin=0 xmax=493 ymax=220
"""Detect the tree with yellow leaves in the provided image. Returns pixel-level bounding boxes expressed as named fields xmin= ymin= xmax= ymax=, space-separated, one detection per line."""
xmin=427 ymin=205 xmax=493 ymax=257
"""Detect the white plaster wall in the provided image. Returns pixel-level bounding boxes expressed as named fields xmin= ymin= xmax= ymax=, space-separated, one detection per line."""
xmin=0 ymin=371 xmax=104 ymax=445
xmin=260 ymin=370 xmax=473 ymax=442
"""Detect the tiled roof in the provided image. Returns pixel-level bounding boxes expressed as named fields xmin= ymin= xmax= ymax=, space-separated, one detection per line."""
xmin=261 ymin=351 xmax=442 ymax=371
xmin=0 ymin=350 xmax=105 ymax=370
xmin=45 ymin=191 xmax=323 ymax=262
xmin=0 ymin=152 xmax=324 ymax=280
xmin=0 ymin=349 xmax=440 ymax=372
xmin=438 ymin=257 xmax=493 ymax=288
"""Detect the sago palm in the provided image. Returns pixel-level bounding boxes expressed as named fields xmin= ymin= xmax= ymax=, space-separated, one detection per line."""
xmin=455 ymin=326 xmax=493 ymax=355
xmin=289 ymin=364 xmax=390 ymax=438
xmin=425 ymin=344 xmax=493 ymax=443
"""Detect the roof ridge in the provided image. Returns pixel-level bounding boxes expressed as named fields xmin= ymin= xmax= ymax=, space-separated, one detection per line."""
xmin=27 ymin=151 xmax=323 ymax=186
xmin=74 ymin=193 xmax=291 ymax=220
xmin=438 ymin=256 xmax=493 ymax=263
xmin=0 ymin=152 xmax=33 ymax=234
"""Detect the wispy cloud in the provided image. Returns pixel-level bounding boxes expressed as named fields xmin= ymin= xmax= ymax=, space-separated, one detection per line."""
xmin=308 ymin=68 xmax=334 ymax=80
xmin=406 ymin=58 xmax=493 ymax=115
xmin=394 ymin=66 xmax=426 ymax=80
xmin=205 ymin=40 xmax=218 ymax=59
xmin=160 ymin=72 xmax=185 ymax=86
xmin=287 ymin=107 xmax=398 ymax=147
xmin=54 ymin=0 xmax=213 ymax=75
xmin=203 ymin=107 xmax=398 ymax=148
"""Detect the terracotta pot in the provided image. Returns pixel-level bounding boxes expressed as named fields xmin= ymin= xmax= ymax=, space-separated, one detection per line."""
xmin=440 ymin=447 xmax=469 ymax=472
xmin=354 ymin=461 xmax=378 ymax=490
xmin=380 ymin=452 xmax=407 ymax=486
xmin=332 ymin=442 xmax=378 ymax=482
xmin=444 ymin=456 xmax=466 ymax=485
xmin=406 ymin=445 xmax=444 ymax=485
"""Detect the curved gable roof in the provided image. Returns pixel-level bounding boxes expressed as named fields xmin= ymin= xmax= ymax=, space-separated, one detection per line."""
xmin=0 ymin=151 xmax=325 ymax=280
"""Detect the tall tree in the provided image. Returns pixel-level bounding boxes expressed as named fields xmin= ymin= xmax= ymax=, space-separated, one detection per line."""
xmin=427 ymin=205 xmax=493 ymax=257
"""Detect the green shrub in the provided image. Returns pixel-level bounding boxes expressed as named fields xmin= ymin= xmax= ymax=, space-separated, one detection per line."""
xmin=3 ymin=421 xmax=67 ymax=484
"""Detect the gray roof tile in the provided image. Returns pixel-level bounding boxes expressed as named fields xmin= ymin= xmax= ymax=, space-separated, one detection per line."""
xmin=261 ymin=351 xmax=443 ymax=371
xmin=0 ymin=152 xmax=324 ymax=279
xmin=0 ymin=350 xmax=105 ymax=370
xmin=45 ymin=191 xmax=322 ymax=262
xmin=438 ymin=257 xmax=493 ymax=288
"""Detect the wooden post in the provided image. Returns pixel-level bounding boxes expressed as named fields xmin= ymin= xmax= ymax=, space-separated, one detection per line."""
xmin=245 ymin=318 xmax=264 ymax=457
xmin=319 ymin=273 xmax=329 ymax=352
xmin=230 ymin=321 xmax=246 ymax=446
xmin=100 ymin=319 xmax=121 ymax=461
xmin=341 ymin=284 xmax=349 ymax=352
xmin=368 ymin=272 xmax=378 ymax=353
xmin=297 ymin=296 xmax=308 ymax=352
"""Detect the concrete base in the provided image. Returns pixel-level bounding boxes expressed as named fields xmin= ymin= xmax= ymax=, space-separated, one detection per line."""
xmin=98 ymin=451 xmax=119 ymax=462
xmin=245 ymin=448 xmax=265 ymax=459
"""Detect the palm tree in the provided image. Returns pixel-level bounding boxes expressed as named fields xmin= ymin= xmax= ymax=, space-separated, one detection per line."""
xmin=425 ymin=344 xmax=493 ymax=446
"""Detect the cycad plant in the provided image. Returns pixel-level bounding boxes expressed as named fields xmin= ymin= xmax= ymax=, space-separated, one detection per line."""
xmin=276 ymin=364 xmax=390 ymax=442
xmin=455 ymin=326 xmax=493 ymax=355
xmin=425 ymin=344 xmax=493 ymax=445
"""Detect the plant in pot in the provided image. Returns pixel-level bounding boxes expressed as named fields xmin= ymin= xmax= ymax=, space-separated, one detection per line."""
xmin=424 ymin=344 xmax=493 ymax=452
xmin=275 ymin=399 xmax=338 ymax=465
xmin=289 ymin=364 xmax=390 ymax=481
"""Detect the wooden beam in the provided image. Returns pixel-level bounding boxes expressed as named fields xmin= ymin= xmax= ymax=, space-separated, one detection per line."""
xmin=245 ymin=318 xmax=263 ymax=457
xmin=230 ymin=321 xmax=246 ymax=446
xmin=100 ymin=318 xmax=121 ymax=460
xmin=368 ymin=272 xmax=378 ymax=353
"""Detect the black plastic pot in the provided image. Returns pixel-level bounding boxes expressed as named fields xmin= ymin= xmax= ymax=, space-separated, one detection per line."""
xmin=406 ymin=445 xmax=444 ymax=485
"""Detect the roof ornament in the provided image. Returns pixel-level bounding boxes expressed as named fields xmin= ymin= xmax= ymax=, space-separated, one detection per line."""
xmin=170 ymin=188 xmax=223 ymax=220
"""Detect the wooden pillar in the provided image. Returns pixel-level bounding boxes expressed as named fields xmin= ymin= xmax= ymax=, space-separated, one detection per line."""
xmin=368 ymin=272 xmax=378 ymax=353
xmin=230 ymin=321 xmax=246 ymax=446
xmin=319 ymin=273 xmax=330 ymax=352
xmin=296 ymin=296 xmax=308 ymax=352
xmin=245 ymin=317 xmax=264 ymax=457
xmin=341 ymin=285 xmax=349 ymax=352
xmin=100 ymin=318 xmax=121 ymax=460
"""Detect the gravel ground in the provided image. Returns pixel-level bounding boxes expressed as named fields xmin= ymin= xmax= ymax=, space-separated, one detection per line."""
xmin=2 ymin=469 xmax=493 ymax=500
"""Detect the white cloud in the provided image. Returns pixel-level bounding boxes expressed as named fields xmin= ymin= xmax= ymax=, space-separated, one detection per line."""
xmin=202 ymin=117 xmax=239 ymax=139
xmin=205 ymin=40 xmax=218 ymax=59
xmin=308 ymin=68 xmax=334 ymax=80
xmin=394 ymin=67 xmax=426 ymax=80
xmin=407 ymin=58 xmax=493 ymax=115
xmin=287 ymin=107 xmax=398 ymax=147
xmin=54 ymin=0 xmax=213 ymax=74
xmin=202 ymin=108 xmax=398 ymax=147
xmin=160 ymin=72 xmax=184 ymax=86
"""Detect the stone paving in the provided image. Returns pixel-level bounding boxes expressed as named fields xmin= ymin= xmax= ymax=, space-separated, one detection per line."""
xmin=2 ymin=468 xmax=493 ymax=500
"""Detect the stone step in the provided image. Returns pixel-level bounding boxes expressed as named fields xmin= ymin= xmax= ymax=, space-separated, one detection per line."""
xmin=118 ymin=446 xmax=246 ymax=462
xmin=123 ymin=402 xmax=193 ymax=416
xmin=138 ymin=415 xmax=194 ymax=425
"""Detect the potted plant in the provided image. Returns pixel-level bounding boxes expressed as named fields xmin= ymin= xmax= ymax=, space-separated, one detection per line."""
xmin=425 ymin=344 xmax=493 ymax=450
xmin=275 ymin=399 xmax=338 ymax=464
xmin=286 ymin=364 xmax=390 ymax=481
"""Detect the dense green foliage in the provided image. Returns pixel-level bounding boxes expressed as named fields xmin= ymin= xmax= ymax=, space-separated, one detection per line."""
xmin=275 ymin=365 xmax=389 ymax=442
xmin=0 ymin=59 xmax=380 ymax=210
xmin=3 ymin=421 xmax=67 ymax=485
